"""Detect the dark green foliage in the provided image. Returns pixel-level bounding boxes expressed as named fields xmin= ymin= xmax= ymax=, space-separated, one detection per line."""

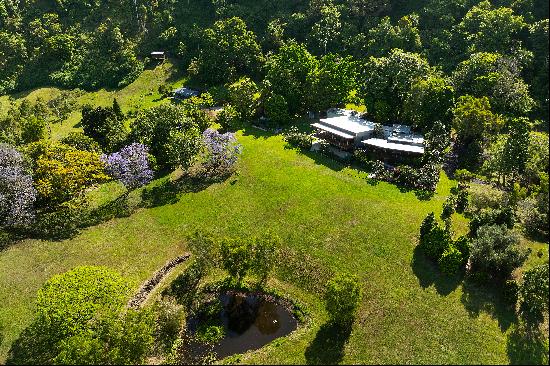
xmin=441 ymin=196 xmax=456 ymax=220
xmin=420 ymin=212 xmax=437 ymax=242
xmin=420 ymin=222 xmax=452 ymax=261
xmin=455 ymin=189 xmax=469 ymax=213
xmin=80 ymin=102 xmax=127 ymax=152
xmin=438 ymin=244 xmax=463 ymax=275
xmin=263 ymin=93 xmax=290 ymax=127
xmin=519 ymin=263 xmax=549 ymax=325
xmin=469 ymin=207 xmax=515 ymax=235
xmin=190 ymin=17 xmax=264 ymax=85
xmin=217 ymin=104 xmax=242 ymax=132
xmin=130 ymin=104 xmax=202 ymax=170
xmin=324 ymin=273 xmax=362 ymax=325
xmin=469 ymin=224 xmax=529 ymax=282
xmin=220 ymin=237 xmax=254 ymax=284
xmin=453 ymin=235 xmax=471 ymax=263
xmin=61 ymin=132 xmax=102 ymax=153
xmin=503 ymin=279 xmax=519 ymax=307
xmin=265 ymin=41 xmax=318 ymax=114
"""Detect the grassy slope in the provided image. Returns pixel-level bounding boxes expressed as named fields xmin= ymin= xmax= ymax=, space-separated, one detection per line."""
xmin=0 ymin=65 xmax=547 ymax=364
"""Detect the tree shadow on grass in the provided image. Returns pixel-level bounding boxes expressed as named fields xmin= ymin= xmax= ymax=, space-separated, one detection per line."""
xmin=410 ymin=246 xmax=462 ymax=296
xmin=140 ymin=171 xmax=224 ymax=208
xmin=460 ymin=277 xmax=517 ymax=332
xmin=241 ymin=125 xmax=277 ymax=140
xmin=506 ymin=323 xmax=549 ymax=365
xmin=304 ymin=322 xmax=352 ymax=365
xmin=6 ymin=320 xmax=55 ymax=365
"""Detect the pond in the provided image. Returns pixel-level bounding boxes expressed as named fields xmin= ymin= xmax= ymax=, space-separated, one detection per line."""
xmin=187 ymin=292 xmax=298 ymax=360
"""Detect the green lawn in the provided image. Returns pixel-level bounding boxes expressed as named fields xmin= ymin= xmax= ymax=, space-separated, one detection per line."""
xmin=0 ymin=64 xmax=547 ymax=364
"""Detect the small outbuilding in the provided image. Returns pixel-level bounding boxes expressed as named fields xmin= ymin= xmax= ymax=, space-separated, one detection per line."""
xmin=151 ymin=51 xmax=166 ymax=60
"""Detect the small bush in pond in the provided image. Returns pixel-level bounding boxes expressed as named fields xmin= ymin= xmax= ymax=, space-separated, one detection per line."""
xmin=324 ymin=273 xmax=362 ymax=325
xmin=195 ymin=325 xmax=225 ymax=344
xmin=283 ymin=127 xmax=314 ymax=150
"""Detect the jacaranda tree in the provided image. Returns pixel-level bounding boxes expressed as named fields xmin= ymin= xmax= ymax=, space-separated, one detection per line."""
xmin=0 ymin=144 xmax=36 ymax=229
xmin=102 ymin=143 xmax=153 ymax=191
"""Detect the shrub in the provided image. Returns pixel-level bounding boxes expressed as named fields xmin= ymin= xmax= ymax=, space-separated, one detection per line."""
xmin=469 ymin=207 xmax=515 ymax=235
xmin=454 ymin=168 xmax=475 ymax=182
xmin=469 ymin=225 xmax=529 ymax=282
xmin=201 ymin=129 xmax=242 ymax=178
xmin=453 ymin=235 xmax=471 ymax=263
xmin=324 ymin=273 xmax=362 ymax=325
xmin=420 ymin=212 xmax=437 ymax=242
xmin=221 ymin=237 xmax=254 ymax=284
xmin=519 ymin=264 xmax=549 ymax=325
xmin=102 ymin=143 xmax=154 ymax=191
xmin=228 ymin=77 xmax=260 ymax=120
xmin=455 ymin=189 xmax=469 ymax=213
xmin=216 ymin=104 xmax=241 ymax=132
xmin=20 ymin=116 xmax=47 ymax=144
xmin=438 ymin=245 xmax=463 ymax=275
xmin=154 ymin=298 xmax=185 ymax=352
xmin=81 ymin=102 xmax=128 ymax=152
xmin=23 ymin=141 xmax=110 ymax=208
xmin=441 ymin=196 xmax=456 ymax=220
xmin=283 ymin=127 xmax=314 ymax=150
xmin=264 ymin=93 xmax=290 ymax=127
xmin=421 ymin=223 xmax=452 ymax=261
xmin=467 ymin=184 xmax=508 ymax=212
xmin=61 ymin=132 xmax=102 ymax=153
xmin=8 ymin=266 xmax=155 ymax=365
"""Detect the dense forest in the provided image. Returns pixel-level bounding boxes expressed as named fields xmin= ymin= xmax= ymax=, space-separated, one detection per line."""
xmin=1 ymin=0 xmax=548 ymax=121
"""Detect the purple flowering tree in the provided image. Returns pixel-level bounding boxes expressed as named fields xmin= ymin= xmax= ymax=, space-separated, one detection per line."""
xmin=101 ymin=143 xmax=154 ymax=191
xmin=0 ymin=144 xmax=37 ymax=228
xmin=202 ymin=129 xmax=243 ymax=177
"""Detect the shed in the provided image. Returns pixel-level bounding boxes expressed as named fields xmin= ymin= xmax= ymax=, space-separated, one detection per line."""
xmin=151 ymin=51 xmax=166 ymax=60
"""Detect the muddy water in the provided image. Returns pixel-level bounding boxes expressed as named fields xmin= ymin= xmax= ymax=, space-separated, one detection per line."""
xmin=189 ymin=292 xmax=298 ymax=359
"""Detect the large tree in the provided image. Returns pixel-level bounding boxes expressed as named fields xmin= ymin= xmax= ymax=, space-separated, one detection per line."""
xmin=265 ymin=41 xmax=319 ymax=114
xmin=191 ymin=17 xmax=264 ymax=85
xmin=363 ymin=48 xmax=431 ymax=122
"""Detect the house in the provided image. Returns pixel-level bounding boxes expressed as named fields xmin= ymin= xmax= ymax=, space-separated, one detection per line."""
xmin=173 ymin=87 xmax=200 ymax=100
xmin=311 ymin=108 xmax=424 ymax=156
xmin=311 ymin=108 xmax=376 ymax=150
xmin=151 ymin=51 xmax=166 ymax=60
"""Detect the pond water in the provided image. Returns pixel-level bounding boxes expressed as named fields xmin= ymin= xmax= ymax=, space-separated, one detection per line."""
xmin=188 ymin=292 xmax=298 ymax=359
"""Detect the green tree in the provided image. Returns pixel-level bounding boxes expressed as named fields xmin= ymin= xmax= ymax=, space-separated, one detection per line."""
xmin=221 ymin=237 xmax=254 ymax=284
xmin=501 ymin=117 xmax=530 ymax=183
xmin=365 ymin=14 xmax=422 ymax=57
xmin=228 ymin=77 xmax=260 ymax=120
xmin=324 ymin=273 xmax=362 ymax=325
xmin=307 ymin=53 xmax=358 ymax=112
xmin=452 ymin=95 xmax=503 ymax=143
xmin=363 ymin=49 xmax=431 ymax=122
xmin=452 ymin=52 xmax=535 ymax=117
xmin=519 ymin=263 xmax=549 ymax=325
xmin=191 ymin=17 xmax=263 ymax=85
xmin=80 ymin=101 xmax=127 ymax=152
xmin=265 ymin=41 xmax=319 ymax=114
xmin=310 ymin=3 xmax=342 ymax=54
xmin=403 ymin=75 xmax=455 ymax=131
xmin=0 ymin=31 xmax=27 ymax=94
xmin=469 ymin=224 xmax=529 ymax=281
xmin=263 ymin=94 xmax=290 ymax=126
xmin=458 ymin=1 xmax=526 ymax=54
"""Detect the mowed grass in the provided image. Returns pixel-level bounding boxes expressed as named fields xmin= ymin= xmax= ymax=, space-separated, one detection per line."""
xmin=0 ymin=127 xmax=534 ymax=364
xmin=1 ymin=65 xmax=547 ymax=364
